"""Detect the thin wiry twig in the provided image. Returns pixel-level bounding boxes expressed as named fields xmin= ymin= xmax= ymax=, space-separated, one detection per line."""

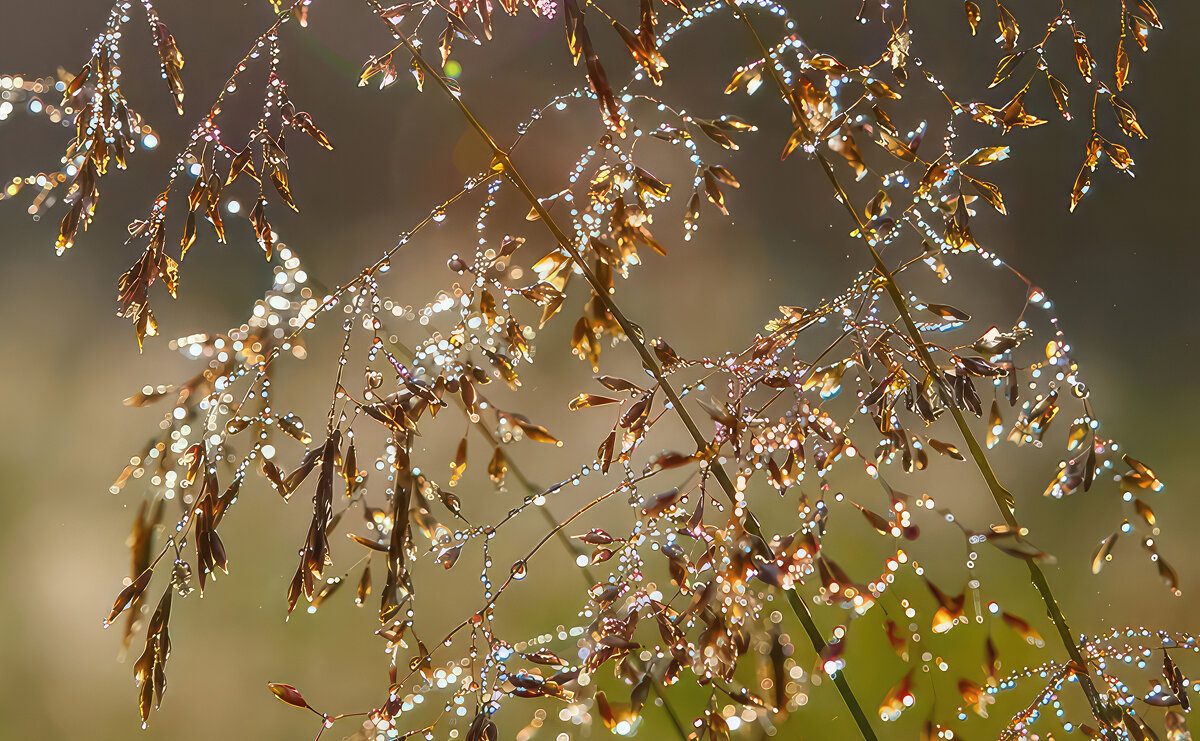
xmin=366 ymin=4 xmax=883 ymax=739
xmin=723 ymin=3 xmax=1118 ymax=738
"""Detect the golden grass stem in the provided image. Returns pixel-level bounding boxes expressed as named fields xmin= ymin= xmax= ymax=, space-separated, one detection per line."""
xmin=369 ymin=6 xmax=882 ymax=738
xmin=724 ymin=3 xmax=1117 ymax=737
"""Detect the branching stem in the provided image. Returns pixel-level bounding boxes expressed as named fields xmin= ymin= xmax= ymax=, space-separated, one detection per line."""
xmin=724 ymin=3 xmax=1116 ymax=738
xmin=367 ymin=4 xmax=880 ymax=738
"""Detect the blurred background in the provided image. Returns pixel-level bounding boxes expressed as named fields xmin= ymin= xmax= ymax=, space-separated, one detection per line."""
xmin=0 ymin=1 xmax=1197 ymax=739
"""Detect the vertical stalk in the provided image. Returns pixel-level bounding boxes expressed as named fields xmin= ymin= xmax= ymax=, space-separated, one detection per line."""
xmin=723 ymin=3 xmax=1115 ymax=737
xmin=367 ymin=6 xmax=880 ymax=740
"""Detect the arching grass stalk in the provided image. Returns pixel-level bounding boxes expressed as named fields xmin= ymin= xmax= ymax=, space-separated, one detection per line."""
xmin=363 ymin=2 xmax=881 ymax=738
xmin=722 ymin=3 xmax=1118 ymax=738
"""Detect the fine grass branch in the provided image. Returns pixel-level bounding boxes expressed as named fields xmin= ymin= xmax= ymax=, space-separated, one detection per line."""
xmin=366 ymin=3 xmax=883 ymax=738
xmin=724 ymin=3 xmax=1118 ymax=738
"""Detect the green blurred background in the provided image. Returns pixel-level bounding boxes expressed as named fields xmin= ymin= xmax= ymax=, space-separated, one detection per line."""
xmin=0 ymin=1 xmax=1197 ymax=739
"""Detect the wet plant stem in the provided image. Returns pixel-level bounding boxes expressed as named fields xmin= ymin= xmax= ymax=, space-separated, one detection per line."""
xmin=724 ymin=3 xmax=1116 ymax=738
xmin=368 ymin=5 xmax=880 ymax=739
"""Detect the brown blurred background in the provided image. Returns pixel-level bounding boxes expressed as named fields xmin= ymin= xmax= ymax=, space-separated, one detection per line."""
xmin=0 ymin=1 xmax=1197 ymax=739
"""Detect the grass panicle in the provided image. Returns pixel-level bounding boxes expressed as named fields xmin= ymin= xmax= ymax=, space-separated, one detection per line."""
xmin=5 ymin=0 xmax=1188 ymax=739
